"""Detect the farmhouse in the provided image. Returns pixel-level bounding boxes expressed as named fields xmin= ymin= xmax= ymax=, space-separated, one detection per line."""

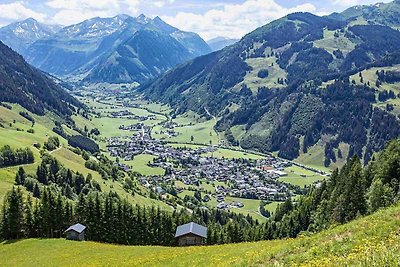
xmin=175 ymin=222 xmax=207 ymax=246
xmin=65 ymin=223 xmax=86 ymax=241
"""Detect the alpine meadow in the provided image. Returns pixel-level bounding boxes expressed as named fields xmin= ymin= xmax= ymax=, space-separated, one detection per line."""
xmin=1 ymin=0 xmax=400 ymax=266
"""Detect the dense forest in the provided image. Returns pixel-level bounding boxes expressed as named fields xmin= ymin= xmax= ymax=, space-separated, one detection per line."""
xmin=2 ymin=138 xmax=400 ymax=245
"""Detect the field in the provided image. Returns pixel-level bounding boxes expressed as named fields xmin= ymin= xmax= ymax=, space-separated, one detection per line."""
xmin=123 ymin=154 xmax=165 ymax=176
xmin=2 ymin=203 xmax=400 ymax=266
xmin=280 ymin=166 xmax=325 ymax=187
xmin=154 ymin=113 xmax=220 ymax=146
xmin=202 ymin=148 xmax=264 ymax=160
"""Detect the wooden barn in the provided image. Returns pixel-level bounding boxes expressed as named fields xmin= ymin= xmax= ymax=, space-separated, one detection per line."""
xmin=175 ymin=222 xmax=207 ymax=246
xmin=65 ymin=223 xmax=86 ymax=241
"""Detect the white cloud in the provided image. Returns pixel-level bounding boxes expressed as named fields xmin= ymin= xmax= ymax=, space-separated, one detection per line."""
xmin=162 ymin=0 xmax=317 ymax=40
xmin=0 ymin=1 xmax=47 ymax=23
xmin=44 ymin=0 xmax=179 ymax=25
xmin=46 ymin=0 xmax=142 ymax=25
xmin=332 ymin=0 xmax=392 ymax=7
xmin=333 ymin=0 xmax=361 ymax=7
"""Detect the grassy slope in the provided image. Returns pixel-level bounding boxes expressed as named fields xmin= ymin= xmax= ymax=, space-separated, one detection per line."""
xmin=1 ymin=204 xmax=400 ymax=266
xmin=0 ymin=104 xmax=66 ymax=206
xmin=314 ymin=29 xmax=355 ymax=56
xmin=243 ymin=56 xmax=287 ymax=92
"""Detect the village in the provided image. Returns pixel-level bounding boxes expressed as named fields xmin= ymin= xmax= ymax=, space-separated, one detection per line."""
xmin=107 ymin=122 xmax=297 ymax=210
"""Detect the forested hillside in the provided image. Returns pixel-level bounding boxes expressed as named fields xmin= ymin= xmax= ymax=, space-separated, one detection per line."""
xmin=0 ymin=41 xmax=82 ymax=116
xmin=142 ymin=1 xmax=400 ymax=168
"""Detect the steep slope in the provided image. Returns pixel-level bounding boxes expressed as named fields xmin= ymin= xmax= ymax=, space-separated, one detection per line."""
xmin=0 ymin=41 xmax=81 ymax=116
xmin=0 ymin=18 xmax=60 ymax=56
xmin=142 ymin=2 xmax=400 ymax=167
xmin=207 ymin=37 xmax=239 ymax=51
xmin=23 ymin=15 xmax=210 ymax=84
xmin=1 ymin=203 xmax=400 ymax=266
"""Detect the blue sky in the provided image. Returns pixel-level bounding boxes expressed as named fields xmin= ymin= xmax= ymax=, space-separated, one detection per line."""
xmin=0 ymin=0 xmax=392 ymax=39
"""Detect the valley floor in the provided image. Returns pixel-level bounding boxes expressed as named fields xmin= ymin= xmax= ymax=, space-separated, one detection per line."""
xmin=1 ymin=204 xmax=400 ymax=267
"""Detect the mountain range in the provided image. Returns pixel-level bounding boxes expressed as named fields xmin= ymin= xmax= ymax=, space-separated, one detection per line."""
xmin=0 ymin=18 xmax=61 ymax=56
xmin=0 ymin=15 xmax=211 ymax=85
xmin=142 ymin=0 xmax=400 ymax=167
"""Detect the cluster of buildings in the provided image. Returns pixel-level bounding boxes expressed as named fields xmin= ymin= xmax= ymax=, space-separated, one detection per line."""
xmin=107 ymin=129 xmax=294 ymax=207
xmin=119 ymin=123 xmax=151 ymax=132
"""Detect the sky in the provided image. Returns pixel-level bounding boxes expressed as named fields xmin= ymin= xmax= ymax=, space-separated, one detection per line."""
xmin=0 ymin=0 xmax=393 ymax=40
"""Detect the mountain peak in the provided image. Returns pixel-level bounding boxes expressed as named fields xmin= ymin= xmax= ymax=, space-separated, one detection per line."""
xmin=137 ymin=14 xmax=151 ymax=24
xmin=22 ymin=18 xmax=38 ymax=24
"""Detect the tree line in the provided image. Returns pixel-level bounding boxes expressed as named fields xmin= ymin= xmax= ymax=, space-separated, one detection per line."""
xmin=0 ymin=145 xmax=34 ymax=168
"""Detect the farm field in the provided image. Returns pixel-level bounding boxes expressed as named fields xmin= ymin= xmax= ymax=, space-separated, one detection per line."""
xmin=123 ymin=154 xmax=165 ymax=176
xmin=2 ymin=203 xmax=400 ymax=266
xmin=202 ymin=148 xmax=264 ymax=159
xmin=280 ymin=166 xmax=324 ymax=187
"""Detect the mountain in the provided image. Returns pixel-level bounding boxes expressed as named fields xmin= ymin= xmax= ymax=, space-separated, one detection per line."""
xmin=0 ymin=18 xmax=61 ymax=55
xmin=0 ymin=41 xmax=81 ymax=116
xmin=142 ymin=1 xmax=400 ymax=167
xmin=83 ymin=29 xmax=193 ymax=84
xmin=207 ymin=37 xmax=239 ymax=51
xmin=22 ymin=15 xmax=211 ymax=84
xmin=82 ymin=16 xmax=211 ymax=84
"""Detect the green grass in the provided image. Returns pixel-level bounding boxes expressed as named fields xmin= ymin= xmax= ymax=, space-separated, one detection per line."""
xmin=280 ymin=166 xmax=324 ymax=187
xmin=349 ymin=65 xmax=400 ymax=94
xmin=295 ymin=142 xmax=332 ymax=173
xmin=314 ymin=29 xmax=356 ymax=56
xmin=0 ymin=104 xmax=68 ymax=206
xmin=203 ymin=148 xmax=264 ymax=160
xmin=123 ymin=154 xmax=165 ymax=176
xmin=2 ymin=203 xmax=400 ymax=266
xmin=165 ymin=119 xmax=219 ymax=145
xmin=0 ymin=163 xmax=39 ymax=207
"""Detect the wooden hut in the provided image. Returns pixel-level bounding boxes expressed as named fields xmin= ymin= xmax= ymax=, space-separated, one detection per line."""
xmin=65 ymin=223 xmax=86 ymax=241
xmin=175 ymin=222 xmax=207 ymax=246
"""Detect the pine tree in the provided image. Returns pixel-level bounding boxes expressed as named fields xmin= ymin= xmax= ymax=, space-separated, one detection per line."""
xmin=33 ymin=183 xmax=41 ymax=198
xmin=15 ymin=167 xmax=26 ymax=185
xmin=1 ymin=187 xmax=25 ymax=239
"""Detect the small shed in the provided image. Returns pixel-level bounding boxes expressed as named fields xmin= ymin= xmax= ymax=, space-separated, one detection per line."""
xmin=175 ymin=222 xmax=207 ymax=246
xmin=65 ymin=223 xmax=86 ymax=241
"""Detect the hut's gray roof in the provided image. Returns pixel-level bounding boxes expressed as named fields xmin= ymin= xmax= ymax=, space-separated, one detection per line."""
xmin=175 ymin=222 xmax=207 ymax=238
xmin=65 ymin=223 xmax=86 ymax=233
